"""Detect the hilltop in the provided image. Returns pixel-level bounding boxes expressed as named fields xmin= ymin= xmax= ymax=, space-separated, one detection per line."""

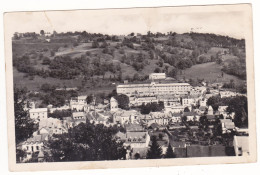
xmin=12 ymin=31 xmax=246 ymax=93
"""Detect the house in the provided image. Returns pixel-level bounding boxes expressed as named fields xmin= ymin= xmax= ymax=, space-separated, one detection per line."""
xmin=149 ymin=73 xmax=166 ymax=80
xmin=110 ymin=97 xmax=118 ymax=111
xmin=113 ymin=110 xmax=139 ymax=125
xmin=165 ymin=105 xmax=185 ymax=113
xmin=72 ymin=112 xmax=86 ymax=125
xmin=35 ymin=118 xmax=68 ymax=135
xmin=21 ymin=133 xmax=49 ymax=161
xmin=125 ymin=123 xmax=144 ymax=132
xmin=116 ymin=131 xmax=150 ymax=149
xmin=171 ymin=113 xmax=182 ymax=123
xmin=220 ymin=119 xmax=235 ymax=133
xmin=233 ymin=136 xmax=249 ymax=156
xmin=149 ymin=112 xmax=172 ymax=126
xmin=182 ymin=96 xmax=196 ymax=107
xmin=29 ymin=108 xmax=48 ymax=121
xmin=207 ymin=106 xmax=214 ymax=115
xmin=183 ymin=111 xmax=200 ymax=121
xmin=70 ymin=95 xmax=87 ymax=111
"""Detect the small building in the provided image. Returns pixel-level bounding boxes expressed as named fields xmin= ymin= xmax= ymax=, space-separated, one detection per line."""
xmin=116 ymin=131 xmax=150 ymax=149
xmin=220 ymin=119 xmax=235 ymax=133
xmin=70 ymin=95 xmax=87 ymax=111
xmin=29 ymin=108 xmax=48 ymax=121
xmin=21 ymin=133 xmax=49 ymax=160
xmin=149 ymin=73 xmax=166 ymax=80
xmin=110 ymin=97 xmax=118 ymax=111
xmin=233 ymin=136 xmax=249 ymax=156
xmin=183 ymin=111 xmax=200 ymax=121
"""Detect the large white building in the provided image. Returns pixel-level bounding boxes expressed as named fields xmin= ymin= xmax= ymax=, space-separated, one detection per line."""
xmin=29 ymin=108 xmax=48 ymax=121
xmin=70 ymin=95 xmax=87 ymax=111
xmin=149 ymin=73 xmax=166 ymax=80
xmin=117 ymin=82 xmax=191 ymax=97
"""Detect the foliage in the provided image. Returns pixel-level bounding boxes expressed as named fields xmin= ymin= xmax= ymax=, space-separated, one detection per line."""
xmin=48 ymin=109 xmax=72 ymax=120
xmin=146 ymin=136 xmax=162 ymax=159
xmin=114 ymin=94 xmax=129 ymax=110
xmin=140 ymin=102 xmax=164 ymax=114
xmin=164 ymin=144 xmax=176 ymax=158
xmin=14 ymin=87 xmax=38 ymax=144
xmin=47 ymin=122 xmax=126 ymax=161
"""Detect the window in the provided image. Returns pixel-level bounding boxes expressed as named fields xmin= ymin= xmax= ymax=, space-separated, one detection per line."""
xmin=36 ymin=146 xmax=39 ymax=150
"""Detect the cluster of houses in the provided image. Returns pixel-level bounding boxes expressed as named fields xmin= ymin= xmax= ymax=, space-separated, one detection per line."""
xmin=19 ymin=73 xmax=249 ymax=161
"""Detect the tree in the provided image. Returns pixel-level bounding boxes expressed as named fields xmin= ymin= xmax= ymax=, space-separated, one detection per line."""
xmin=14 ymin=88 xmax=38 ymax=145
xmin=92 ymin=40 xmax=99 ymax=48
xmin=47 ymin=122 xmax=126 ymax=161
xmin=146 ymin=136 xmax=162 ymax=159
xmin=87 ymin=95 xmax=94 ymax=104
xmin=154 ymin=67 xmax=161 ymax=73
xmin=184 ymin=106 xmax=190 ymax=112
xmin=40 ymin=30 xmax=45 ymax=36
xmin=168 ymin=68 xmax=177 ymax=78
xmin=114 ymin=94 xmax=129 ymax=110
xmin=164 ymin=144 xmax=176 ymax=158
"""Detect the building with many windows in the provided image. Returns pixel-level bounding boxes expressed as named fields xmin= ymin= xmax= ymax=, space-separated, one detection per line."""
xmin=117 ymin=82 xmax=191 ymax=97
xmin=29 ymin=108 xmax=48 ymax=121
xmin=149 ymin=73 xmax=166 ymax=80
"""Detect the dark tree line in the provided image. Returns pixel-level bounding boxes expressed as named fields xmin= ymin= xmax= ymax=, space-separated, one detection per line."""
xmin=46 ymin=122 xmax=126 ymax=162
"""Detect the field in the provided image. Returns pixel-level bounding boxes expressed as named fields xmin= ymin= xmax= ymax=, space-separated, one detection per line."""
xmin=177 ymin=62 xmax=245 ymax=84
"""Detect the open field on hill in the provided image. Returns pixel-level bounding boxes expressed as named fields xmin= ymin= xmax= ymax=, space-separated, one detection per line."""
xmin=177 ymin=62 xmax=245 ymax=85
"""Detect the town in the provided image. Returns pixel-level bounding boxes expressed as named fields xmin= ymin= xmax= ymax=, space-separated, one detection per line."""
xmin=13 ymin=30 xmax=248 ymax=163
xmin=16 ymin=72 xmax=248 ymax=162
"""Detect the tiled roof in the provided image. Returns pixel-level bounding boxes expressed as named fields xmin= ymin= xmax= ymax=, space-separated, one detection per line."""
xmin=72 ymin=112 xmax=85 ymax=118
xmin=125 ymin=123 xmax=143 ymax=132
xmin=116 ymin=131 xmax=148 ymax=143
xmin=29 ymin=108 xmax=48 ymax=113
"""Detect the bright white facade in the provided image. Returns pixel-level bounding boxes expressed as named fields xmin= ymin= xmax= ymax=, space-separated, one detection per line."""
xmin=117 ymin=82 xmax=191 ymax=97
xmin=110 ymin=97 xmax=118 ymax=111
xmin=70 ymin=95 xmax=87 ymax=111
xmin=149 ymin=73 xmax=166 ymax=80
xmin=29 ymin=108 xmax=48 ymax=121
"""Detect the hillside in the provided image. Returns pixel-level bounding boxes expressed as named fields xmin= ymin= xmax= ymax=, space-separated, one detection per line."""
xmin=12 ymin=31 xmax=246 ymax=93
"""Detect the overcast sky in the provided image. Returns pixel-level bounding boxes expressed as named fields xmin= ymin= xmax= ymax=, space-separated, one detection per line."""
xmin=5 ymin=6 xmax=247 ymax=39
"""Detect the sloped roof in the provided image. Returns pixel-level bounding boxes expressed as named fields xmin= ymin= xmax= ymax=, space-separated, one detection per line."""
xmin=26 ymin=133 xmax=48 ymax=143
xmin=125 ymin=123 xmax=143 ymax=132
xmin=72 ymin=112 xmax=85 ymax=118
xmin=172 ymin=113 xmax=182 ymax=117
xmin=29 ymin=108 xmax=47 ymax=113
xmin=183 ymin=112 xmax=198 ymax=117
xmin=149 ymin=123 xmax=160 ymax=129
xmin=117 ymin=131 xmax=148 ymax=143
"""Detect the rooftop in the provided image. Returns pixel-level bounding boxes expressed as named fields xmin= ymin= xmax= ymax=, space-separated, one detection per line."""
xmin=29 ymin=108 xmax=48 ymax=113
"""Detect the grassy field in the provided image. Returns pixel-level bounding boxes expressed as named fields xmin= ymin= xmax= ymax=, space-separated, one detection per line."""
xmin=177 ymin=62 xmax=245 ymax=84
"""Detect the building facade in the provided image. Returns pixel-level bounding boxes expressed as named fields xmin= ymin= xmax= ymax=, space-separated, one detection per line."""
xmin=117 ymin=82 xmax=191 ymax=97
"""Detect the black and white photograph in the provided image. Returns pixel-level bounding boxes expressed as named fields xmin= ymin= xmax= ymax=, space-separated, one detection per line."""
xmin=4 ymin=3 xmax=256 ymax=171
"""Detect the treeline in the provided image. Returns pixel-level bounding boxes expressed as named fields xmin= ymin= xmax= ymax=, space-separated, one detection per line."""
xmin=140 ymin=102 xmax=164 ymax=114
xmin=13 ymin=54 xmax=122 ymax=80
xmin=207 ymin=95 xmax=248 ymax=127
xmin=39 ymin=122 xmax=126 ymax=162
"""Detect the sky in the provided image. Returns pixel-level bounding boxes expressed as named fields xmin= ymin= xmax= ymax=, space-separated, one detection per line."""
xmin=5 ymin=6 xmax=247 ymax=39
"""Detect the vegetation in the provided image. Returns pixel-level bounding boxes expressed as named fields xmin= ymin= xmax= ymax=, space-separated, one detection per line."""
xmin=46 ymin=122 xmax=126 ymax=161
xmin=140 ymin=102 xmax=164 ymax=114
xmin=146 ymin=136 xmax=162 ymax=159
